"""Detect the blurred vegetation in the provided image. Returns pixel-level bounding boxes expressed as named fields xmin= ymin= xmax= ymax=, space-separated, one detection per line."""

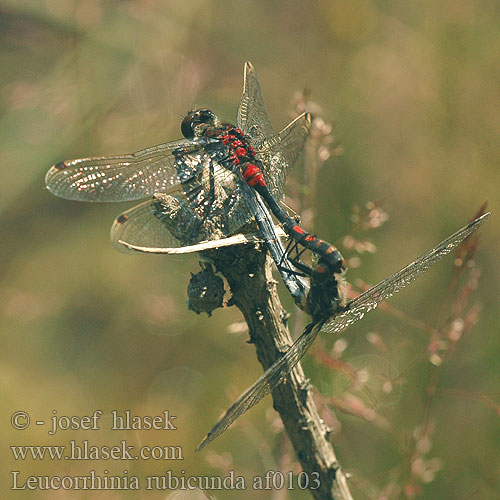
xmin=1 ymin=1 xmax=499 ymax=499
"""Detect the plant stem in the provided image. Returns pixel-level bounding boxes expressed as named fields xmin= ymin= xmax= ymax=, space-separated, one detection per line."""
xmin=206 ymin=243 xmax=354 ymax=500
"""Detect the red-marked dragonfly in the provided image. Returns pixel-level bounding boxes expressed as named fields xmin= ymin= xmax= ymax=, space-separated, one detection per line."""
xmin=196 ymin=212 xmax=490 ymax=450
xmin=45 ymin=62 xmax=344 ymax=309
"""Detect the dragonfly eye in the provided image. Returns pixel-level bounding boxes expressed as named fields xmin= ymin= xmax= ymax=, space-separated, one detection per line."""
xmin=181 ymin=109 xmax=217 ymax=138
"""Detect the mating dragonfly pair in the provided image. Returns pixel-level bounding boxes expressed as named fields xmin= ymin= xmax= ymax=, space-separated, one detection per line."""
xmin=46 ymin=62 xmax=490 ymax=451
xmin=47 ymin=62 xmax=343 ymax=313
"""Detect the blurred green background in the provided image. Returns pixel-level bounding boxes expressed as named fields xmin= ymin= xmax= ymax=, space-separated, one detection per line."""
xmin=1 ymin=1 xmax=499 ymax=499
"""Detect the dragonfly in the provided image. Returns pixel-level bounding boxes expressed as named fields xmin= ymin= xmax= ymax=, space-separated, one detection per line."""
xmin=196 ymin=212 xmax=490 ymax=451
xmin=45 ymin=62 xmax=344 ymax=310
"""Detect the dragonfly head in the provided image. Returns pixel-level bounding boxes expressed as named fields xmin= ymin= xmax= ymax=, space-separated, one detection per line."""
xmin=181 ymin=109 xmax=218 ymax=139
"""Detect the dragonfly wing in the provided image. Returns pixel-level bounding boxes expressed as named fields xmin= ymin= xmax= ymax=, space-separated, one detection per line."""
xmin=111 ymin=198 xmax=187 ymax=254
xmin=321 ymin=213 xmax=491 ymax=335
xmin=45 ymin=138 xmax=202 ymax=202
xmin=237 ymin=63 xmax=312 ymax=201
xmin=112 ymin=168 xmax=261 ymax=255
xmin=111 ymin=195 xmax=278 ymax=255
xmin=48 ymin=136 xmax=259 ymax=247
xmin=237 ymin=62 xmax=275 ymax=142
xmin=197 ymin=212 xmax=490 ymax=450
xmin=196 ymin=322 xmax=321 ymax=452
xmin=255 ymin=112 xmax=312 ymax=200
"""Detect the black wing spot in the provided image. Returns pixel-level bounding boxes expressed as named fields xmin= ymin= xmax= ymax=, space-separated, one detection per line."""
xmin=116 ymin=215 xmax=128 ymax=224
xmin=54 ymin=161 xmax=67 ymax=171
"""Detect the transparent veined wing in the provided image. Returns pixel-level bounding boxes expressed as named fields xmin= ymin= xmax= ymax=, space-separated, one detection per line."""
xmin=111 ymin=195 xmax=286 ymax=254
xmin=321 ymin=212 xmax=491 ymax=334
xmin=255 ymin=113 xmax=312 ymax=201
xmin=237 ymin=61 xmax=275 ymax=142
xmin=111 ymin=159 xmax=266 ymax=254
xmin=111 ymin=198 xmax=186 ymax=253
xmin=237 ymin=61 xmax=312 ymax=201
xmin=196 ymin=213 xmax=490 ymax=450
xmin=196 ymin=323 xmax=320 ymax=451
xmin=46 ymin=136 xmax=264 ymax=244
xmin=45 ymin=138 xmax=205 ymax=202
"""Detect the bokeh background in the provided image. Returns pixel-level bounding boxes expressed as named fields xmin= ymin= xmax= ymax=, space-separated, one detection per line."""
xmin=1 ymin=1 xmax=499 ymax=499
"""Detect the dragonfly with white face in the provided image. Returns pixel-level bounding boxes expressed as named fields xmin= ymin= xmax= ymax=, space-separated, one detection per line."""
xmin=46 ymin=62 xmax=324 ymax=307
xmin=196 ymin=212 xmax=490 ymax=450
